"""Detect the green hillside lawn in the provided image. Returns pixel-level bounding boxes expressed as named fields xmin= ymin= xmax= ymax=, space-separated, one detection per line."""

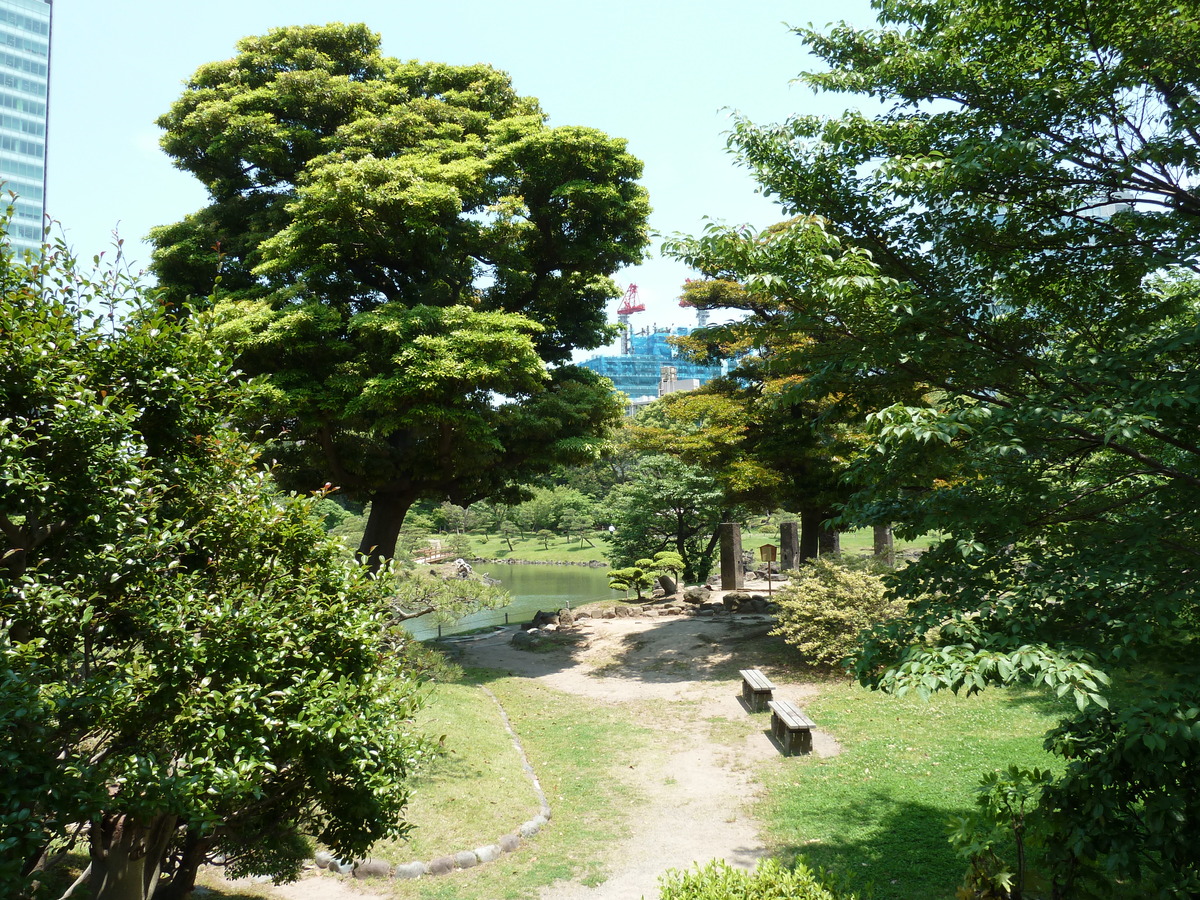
xmin=754 ymin=682 xmax=1070 ymax=900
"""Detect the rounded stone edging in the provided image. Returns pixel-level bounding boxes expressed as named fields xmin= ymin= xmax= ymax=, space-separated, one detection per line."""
xmin=313 ymin=685 xmax=551 ymax=882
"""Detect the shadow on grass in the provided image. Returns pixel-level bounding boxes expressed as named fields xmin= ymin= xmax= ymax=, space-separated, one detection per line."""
xmin=773 ymin=792 xmax=968 ymax=900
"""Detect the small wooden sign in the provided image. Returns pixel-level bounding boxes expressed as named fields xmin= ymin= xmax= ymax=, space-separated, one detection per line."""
xmin=759 ymin=543 xmax=778 ymax=562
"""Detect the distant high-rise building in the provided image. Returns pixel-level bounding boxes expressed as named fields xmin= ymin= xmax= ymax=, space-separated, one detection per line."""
xmin=0 ymin=0 xmax=50 ymax=256
xmin=580 ymin=325 xmax=723 ymax=414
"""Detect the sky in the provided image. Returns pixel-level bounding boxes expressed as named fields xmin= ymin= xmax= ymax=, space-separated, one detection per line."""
xmin=46 ymin=0 xmax=879 ymax=343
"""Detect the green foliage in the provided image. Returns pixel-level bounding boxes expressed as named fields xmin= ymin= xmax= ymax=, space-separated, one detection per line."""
xmin=649 ymin=550 xmax=685 ymax=585
xmin=0 ymin=240 xmax=423 ymax=898
xmin=947 ymin=766 xmax=1055 ymax=900
xmin=762 ymin=682 xmax=1070 ymax=900
xmin=604 ymin=454 xmax=724 ymax=583
xmin=312 ymin=496 xmax=354 ymax=531
xmin=151 ymin=23 xmax=645 ymax=564
xmin=443 ymin=531 xmax=473 ymax=559
xmin=558 ymin=508 xmax=594 ymax=547
xmin=606 ymin=564 xmax=655 ymax=600
xmin=386 ymin=569 xmax=509 ymax=625
xmin=515 ymin=485 xmax=594 ymax=534
xmin=772 ymin=558 xmax=904 ymax=670
xmin=658 ymin=858 xmax=856 ymax=900
xmin=669 ymin=0 xmax=1200 ymax=890
xmin=432 ymin=501 xmax=472 ymax=535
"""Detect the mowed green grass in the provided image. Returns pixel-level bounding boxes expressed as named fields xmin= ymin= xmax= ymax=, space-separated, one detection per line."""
xmin=753 ymin=682 xmax=1070 ymax=900
xmin=192 ymin=625 xmax=1066 ymax=900
xmin=379 ymin=670 xmax=656 ymax=900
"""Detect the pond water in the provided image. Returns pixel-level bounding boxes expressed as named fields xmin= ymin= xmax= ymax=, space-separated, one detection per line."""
xmin=405 ymin=562 xmax=624 ymax=641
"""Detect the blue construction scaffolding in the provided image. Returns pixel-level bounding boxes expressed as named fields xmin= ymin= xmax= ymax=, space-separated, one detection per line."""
xmin=579 ymin=326 xmax=723 ymax=406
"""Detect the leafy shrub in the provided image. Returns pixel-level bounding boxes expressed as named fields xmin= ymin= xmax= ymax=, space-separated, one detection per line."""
xmin=658 ymin=858 xmax=857 ymax=899
xmin=608 ymin=564 xmax=655 ymax=599
xmin=947 ymin=765 xmax=1054 ymax=900
xmin=771 ymin=557 xmax=905 ymax=668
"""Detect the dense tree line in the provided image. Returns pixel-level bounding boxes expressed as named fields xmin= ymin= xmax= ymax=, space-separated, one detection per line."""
xmin=1 ymin=244 xmax=423 ymax=900
xmin=666 ymin=0 xmax=1200 ymax=893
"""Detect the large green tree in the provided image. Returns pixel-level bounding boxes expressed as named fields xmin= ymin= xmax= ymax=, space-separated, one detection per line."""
xmin=150 ymin=24 xmax=646 ymax=566
xmin=1 ymin=243 xmax=423 ymax=900
xmin=631 ymin=273 xmax=874 ymax=559
xmin=672 ymin=0 xmax=1200 ymax=894
xmin=604 ymin=454 xmax=725 ymax=584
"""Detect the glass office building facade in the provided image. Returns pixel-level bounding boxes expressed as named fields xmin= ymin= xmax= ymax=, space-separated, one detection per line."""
xmin=0 ymin=0 xmax=49 ymax=256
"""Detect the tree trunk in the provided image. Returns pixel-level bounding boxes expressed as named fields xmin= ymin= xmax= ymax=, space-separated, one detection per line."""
xmin=90 ymin=813 xmax=177 ymax=900
xmin=153 ymin=829 xmax=209 ymax=900
xmin=873 ymin=524 xmax=895 ymax=568
xmin=357 ymin=491 xmax=416 ymax=570
xmin=798 ymin=507 xmax=821 ymax=561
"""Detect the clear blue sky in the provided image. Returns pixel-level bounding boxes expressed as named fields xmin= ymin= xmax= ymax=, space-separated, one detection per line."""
xmin=46 ymin=0 xmax=877 ymax=333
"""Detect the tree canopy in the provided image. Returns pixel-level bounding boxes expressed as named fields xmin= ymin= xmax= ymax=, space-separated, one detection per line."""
xmin=604 ymin=454 xmax=724 ymax=584
xmin=150 ymin=23 xmax=647 ymax=565
xmin=1 ymin=243 xmax=423 ymax=900
xmin=668 ymin=0 xmax=1200 ymax=892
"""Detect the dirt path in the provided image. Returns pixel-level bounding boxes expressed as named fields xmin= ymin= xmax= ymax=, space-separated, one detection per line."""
xmin=213 ymin=604 xmax=836 ymax=900
xmin=454 ymin=613 xmax=836 ymax=900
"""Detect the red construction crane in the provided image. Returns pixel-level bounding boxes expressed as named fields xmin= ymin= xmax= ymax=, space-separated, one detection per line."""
xmin=617 ymin=284 xmax=645 ymax=317
xmin=616 ymin=284 xmax=645 ymax=354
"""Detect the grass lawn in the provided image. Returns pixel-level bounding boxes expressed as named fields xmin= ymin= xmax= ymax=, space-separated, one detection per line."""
xmin=465 ymin=532 xmax=610 ymax=565
xmin=378 ymin=670 xmax=655 ymax=900
xmin=447 ymin=528 xmax=942 ymax=569
xmin=753 ymin=682 xmax=1070 ymax=900
xmin=190 ymin=626 xmax=1067 ymax=900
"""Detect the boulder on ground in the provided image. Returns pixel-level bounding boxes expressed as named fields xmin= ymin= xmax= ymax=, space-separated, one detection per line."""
xmin=499 ymin=833 xmax=522 ymax=852
xmin=520 ymin=815 xmax=547 ymax=838
xmin=723 ymin=591 xmax=752 ymax=610
xmin=511 ymin=630 xmax=538 ymax=649
xmin=313 ymin=851 xmax=335 ymax=869
xmin=683 ymin=586 xmax=710 ymax=604
xmin=475 ymin=844 xmax=502 ymax=863
xmin=427 ymin=855 xmax=456 ymax=876
xmin=353 ymin=859 xmax=391 ymax=879
xmin=454 ymin=850 xmax=479 ymax=869
xmin=658 ymin=574 xmax=677 ymax=595
xmin=531 ymin=609 xmax=559 ymax=627
xmin=557 ymin=608 xmax=575 ymax=627
xmin=394 ymin=861 xmax=427 ymax=880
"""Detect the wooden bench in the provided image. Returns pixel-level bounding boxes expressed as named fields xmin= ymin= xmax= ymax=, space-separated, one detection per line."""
xmin=768 ymin=699 xmax=815 ymax=756
xmin=739 ymin=668 xmax=775 ymax=711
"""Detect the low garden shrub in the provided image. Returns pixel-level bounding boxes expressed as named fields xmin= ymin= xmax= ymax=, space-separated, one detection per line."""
xmin=658 ymin=858 xmax=857 ymax=899
xmin=771 ymin=556 xmax=905 ymax=669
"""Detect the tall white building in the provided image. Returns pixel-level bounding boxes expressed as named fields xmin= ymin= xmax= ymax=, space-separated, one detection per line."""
xmin=0 ymin=0 xmax=50 ymax=257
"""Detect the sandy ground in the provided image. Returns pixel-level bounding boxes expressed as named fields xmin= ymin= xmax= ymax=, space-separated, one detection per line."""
xmin=215 ymin=592 xmax=836 ymax=900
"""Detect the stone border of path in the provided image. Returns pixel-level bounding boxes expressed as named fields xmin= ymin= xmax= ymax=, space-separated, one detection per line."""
xmin=311 ymin=686 xmax=551 ymax=882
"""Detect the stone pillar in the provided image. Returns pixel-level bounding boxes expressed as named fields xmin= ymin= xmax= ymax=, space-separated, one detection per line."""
xmin=873 ymin=524 xmax=895 ymax=568
xmin=818 ymin=525 xmax=841 ymax=556
xmin=719 ymin=522 xmax=744 ymax=590
xmin=780 ymin=521 xmax=800 ymax=572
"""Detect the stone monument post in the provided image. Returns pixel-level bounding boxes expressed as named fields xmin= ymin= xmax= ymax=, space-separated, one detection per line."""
xmin=780 ymin=521 xmax=800 ymax=572
xmin=719 ymin=522 xmax=744 ymax=590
